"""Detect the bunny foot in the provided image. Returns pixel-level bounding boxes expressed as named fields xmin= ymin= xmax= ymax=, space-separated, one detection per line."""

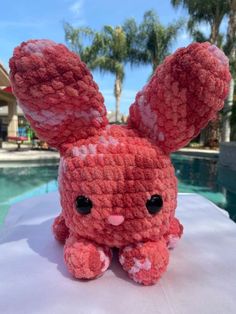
xmin=119 ymin=240 xmax=169 ymax=285
xmin=64 ymin=235 xmax=112 ymax=279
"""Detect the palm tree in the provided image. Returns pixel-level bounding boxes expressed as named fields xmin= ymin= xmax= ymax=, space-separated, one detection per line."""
xmin=171 ymin=0 xmax=230 ymax=44
xmin=64 ymin=11 xmax=183 ymax=121
xmin=87 ymin=26 xmax=127 ymax=122
xmin=64 ymin=23 xmax=127 ymax=122
xmin=124 ymin=10 xmax=184 ymax=74
xmin=64 ymin=23 xmax=94 ymax=62
xmin=222 ymin=0 xmax=236 ymax=142
xmin=171 ymin=0 xmax=231 ymax=147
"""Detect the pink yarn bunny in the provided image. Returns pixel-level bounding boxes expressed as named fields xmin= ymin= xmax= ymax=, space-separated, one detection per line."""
xmin=10 ymin=40 xmax=230 ymax=285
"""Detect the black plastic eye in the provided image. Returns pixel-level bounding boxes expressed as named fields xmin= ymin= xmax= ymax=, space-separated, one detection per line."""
xmin=146 ymin=194 xmax=163 ymax=215
xmin=75 ymin=196 xmax=93 ymax=215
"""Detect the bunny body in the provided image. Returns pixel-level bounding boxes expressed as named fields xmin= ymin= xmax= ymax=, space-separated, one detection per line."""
xmin=10 ymin=40 xmax=230 ymax=285
xmin=58 ymin=124 xmax=178 ymax=247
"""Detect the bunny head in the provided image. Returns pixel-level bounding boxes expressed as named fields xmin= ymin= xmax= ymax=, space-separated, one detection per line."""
xmin=9 ymin=40 xmax=231 ymax=249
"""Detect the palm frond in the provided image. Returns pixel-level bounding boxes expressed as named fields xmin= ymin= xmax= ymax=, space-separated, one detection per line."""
xmin=125 ymin=10 xmax=183 ymax=71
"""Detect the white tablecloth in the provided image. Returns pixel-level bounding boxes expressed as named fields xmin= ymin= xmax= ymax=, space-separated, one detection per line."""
xmin=0 ymin=192 xmax=236 ymax=314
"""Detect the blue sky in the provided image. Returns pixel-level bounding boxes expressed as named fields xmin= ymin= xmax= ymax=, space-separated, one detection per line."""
xmin=0 ymin=0 xmax=224 ymax=114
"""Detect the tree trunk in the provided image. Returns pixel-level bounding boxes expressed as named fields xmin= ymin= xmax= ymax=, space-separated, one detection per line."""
xmin=115 ymin=94 xmax=121 ymax=122
xmin=203 ymin=7 xmax=226 ymax=148
xmin=199 ymin=129 xmax=206 ymax=146
xmin=227 ymin=0 xmax=236 ymax=58
xmin=209 ymin=3 xmax=221 ymax=45
xmin=204 ymin=119 xmax=221 ymax=148
xmin=152 ymin=58 xmax=159 ymax=73
xmin=221 ymin=78 xmax=234 ymax=142
xmin=210 ymin=22 xmax=219 ymax=44
xmin=221 ymin=0 xmax=236 ymax=141
xmin=114 ymin=75 xmax=122 ymax=122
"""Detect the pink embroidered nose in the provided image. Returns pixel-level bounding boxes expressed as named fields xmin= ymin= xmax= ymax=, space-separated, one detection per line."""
xmin=107 ymin=215 xmax=124 ymax=226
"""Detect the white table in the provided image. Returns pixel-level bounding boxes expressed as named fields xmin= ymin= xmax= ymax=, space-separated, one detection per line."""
xmin=0 ymin=192 xmax=236 ymax=314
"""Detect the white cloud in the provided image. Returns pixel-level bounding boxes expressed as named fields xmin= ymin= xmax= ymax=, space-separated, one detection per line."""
xmin=68 ymin=0 xmax=86 ymax=26
xmin=69 ymin=0 xmax=84 ymax=17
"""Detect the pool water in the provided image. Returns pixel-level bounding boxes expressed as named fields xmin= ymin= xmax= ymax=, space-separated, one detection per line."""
xmin=0 ymin=164 xmax=58 ymax=225
xmin=172 ymin=154 xmax=236 ymax=221
xmin=0 ymin=155 xmax=235 ymax=225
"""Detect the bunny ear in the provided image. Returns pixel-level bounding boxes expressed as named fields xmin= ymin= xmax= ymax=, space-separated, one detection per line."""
xmin=128 ymin=42 xmax=231 ymax=154
xmin=9 ymin=39 xmax=108 ymax=150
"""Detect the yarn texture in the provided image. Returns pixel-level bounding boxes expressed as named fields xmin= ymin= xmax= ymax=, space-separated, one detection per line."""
xmin=10 ymin=40 xmax=230 ymax=285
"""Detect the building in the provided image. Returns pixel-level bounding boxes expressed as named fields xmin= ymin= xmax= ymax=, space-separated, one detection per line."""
xmin=0 ymin=63 xmax=24 ymax=140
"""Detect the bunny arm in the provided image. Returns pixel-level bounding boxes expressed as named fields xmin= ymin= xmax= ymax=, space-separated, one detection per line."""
xmin=64 ymin=234 xmax=112 ymax=279
xmin=164 ymin=217 xmax=183 ymax=249
xmin=52 ymin=214 xmax=70 ymax=244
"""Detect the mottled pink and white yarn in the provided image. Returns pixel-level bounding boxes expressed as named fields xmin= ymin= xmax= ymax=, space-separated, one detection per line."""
xmin=9 ymin=39 xmax=230 ymax=285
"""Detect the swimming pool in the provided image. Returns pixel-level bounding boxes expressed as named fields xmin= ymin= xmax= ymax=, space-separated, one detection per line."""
xmin=173 ymin=154 xmax=236 ymax=221
xmin=0 ymin=155 xmax=235 ymax=225
xmin=0 ymin=164 xmax=58 ymax=225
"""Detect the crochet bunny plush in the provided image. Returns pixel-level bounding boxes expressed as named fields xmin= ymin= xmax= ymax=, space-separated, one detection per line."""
xmin=9 ymin=40 xmax=230 ymax=285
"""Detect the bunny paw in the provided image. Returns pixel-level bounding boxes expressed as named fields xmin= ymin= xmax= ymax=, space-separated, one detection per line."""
xmin=64 ymin=235 xmax=112 ymax=279
xmin=119 ymin=240 xmax=169 ymax=285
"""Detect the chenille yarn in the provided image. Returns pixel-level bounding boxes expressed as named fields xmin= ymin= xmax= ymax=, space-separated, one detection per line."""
xmin=9 ymin=40 xmax=230 ymax=285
